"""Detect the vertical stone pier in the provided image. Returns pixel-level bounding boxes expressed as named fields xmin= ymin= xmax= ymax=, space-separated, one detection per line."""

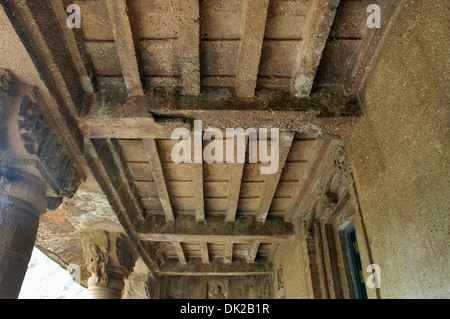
xmin=0 ymin=168 xmax=47 ymax=298
xmin=0 ymin=71 xmax=82 ymax=298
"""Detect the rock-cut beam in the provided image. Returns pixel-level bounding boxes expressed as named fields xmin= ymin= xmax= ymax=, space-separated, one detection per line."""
xmin=105 ymin=0 xmax=144 ymax=96
xmin=142 ymin=139 xmax=175 ymax=222
xmin=291 ymin=0 xmax=340 ymax=97
xmin=179 ymin=0 xmax=201 ymax=96
xmin=138 ymin=215 xmax=295 ymax=244
xmin=236 ymin=0 xmax=270 ymax=97
xmin=156 ymin=259 xmax=272 ymax=276
xmin=255 ymin=132 xmax=295 ymax=222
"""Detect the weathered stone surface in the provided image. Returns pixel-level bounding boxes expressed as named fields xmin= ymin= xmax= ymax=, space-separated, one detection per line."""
xmin=349 ymin=0 xmax=450 ymax=299
xmin=36 ymin=208 xmax=88 ymax=287
xmin=0 ymin=0 xmax=447 ymax=300
xmin=62 ymin=188 xmax=124 ymax=233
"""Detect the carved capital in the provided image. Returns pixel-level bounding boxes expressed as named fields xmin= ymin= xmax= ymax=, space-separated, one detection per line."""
xmin=116 ymin=234 xmax=137 ymax=277
xmin=82 ymin=230 xmax=111 ymax=287
xmin=17 ymin=93 xmax=81 ymax=198
xmin=81 ymin=231 xmax=137 ymax=298
xmin=305 ymin=140 xmax=354 ymax=234
xmin=0 ymin=70 xmax=82 ymax=210
xmin=86 ymin=243 xmax=110 ymax=286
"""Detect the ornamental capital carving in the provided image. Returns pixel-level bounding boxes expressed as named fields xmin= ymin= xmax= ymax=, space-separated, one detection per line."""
xmin=304 ymin=140 xmax=354 ymax=234
xmin=0 ymin=69 xmax=82 ymax=209
xmin=82 ymin=231 xmax=137 ymax=291
xmin=17 ymin=93 xmax=81 ymax=199
xmin=87 ymin=243 xmax=110 ymax=286
xmin=82 ymin=230 xmax=111 ymax=287
xmin=116 ymin=235 xmax=138 ymax=277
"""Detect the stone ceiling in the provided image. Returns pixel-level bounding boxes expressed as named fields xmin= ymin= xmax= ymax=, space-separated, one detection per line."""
xmin=0 ymin=0 xmax=383 ymax=279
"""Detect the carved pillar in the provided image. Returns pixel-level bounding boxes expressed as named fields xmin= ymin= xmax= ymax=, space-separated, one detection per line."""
xmin=87 ymin=273 xmax=125 ymax=299
xmin=82 ymin=231 xmax=137 ymax=299
xmin=0 ymin=168 xmax=47 ymax=298
xmin=0 ymin=71 xmax=82 ymax=298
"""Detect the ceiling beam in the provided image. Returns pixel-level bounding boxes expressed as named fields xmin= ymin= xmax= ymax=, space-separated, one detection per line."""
xmin=225 ymin=137 xmax=247 ymax=223
xmin=156 ymin=259 xmax=272 ymax=276
xmin=173 ymin=242 xmax=187 ymax=264
xmin=79 ymin=112 xmax=360 ymax=142
xmin=235 ymin=0 xmax=270 ymax=98
xmin=291 ymin=0 xmax=340 ymax=97
xmin=85 ymin=138 xmax=156 ymax=273
xmin=50 ymin=0 xmax=93 ymax=94
xmin=78 ymin=111 xmax=315 ymax=139
xmin=225 ymin=162 xmax=245 ymax=223
xmin=142 ymin=139 xmax=175 ymax=222
xmin=139 ymin=215 xmax=295 ymax=244
xmin=200 ymin=242 xmax=210 ymax=264
xmin=105 ymin=0 xmax=144 ymax=96
xmin=179 ymin=0 xmax=201 ymax=96
xmin=223 ymin=243 xmax=233 ymax=264
xmin=193 ymin=163 xmax=205 ymax=221
xmin=255 ymin=132 xmax=295 ymax=222
xmin=104 ymin=139 xmax=145 ymax=221
xmin=246 ymin=241 xmax=260 ymax=264
xmin=285 ymin=139 xmax=334 ymax=222
xmin=78 ymin=116 xmax=190 ymax=139
xmin=83 ymin=85 xmax=361 ymax=119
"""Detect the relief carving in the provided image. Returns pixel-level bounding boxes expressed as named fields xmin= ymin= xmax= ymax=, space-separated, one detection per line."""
xmin=17 ymin=93 xmax=81 ymax=199
xmin=82 ymin=230 xmax=111 ymax=287
xmin=87 ymin=244 xmax=109 ymax=286
xmin=276 ymin=268 xmax=286 ymax=299
xmin=116 ymin=235 xmax=137 ymax=276
xmin=207 ymin=280 xmax=228 ymax=299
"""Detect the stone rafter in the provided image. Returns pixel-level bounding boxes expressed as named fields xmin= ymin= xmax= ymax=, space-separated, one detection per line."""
xmin=291 ymin=0 xmax=340 ymax=97
xmin=157 ymin=258 xmax=272 ymax=277
xmin=139 ymin=215 xmax=295 ymax=244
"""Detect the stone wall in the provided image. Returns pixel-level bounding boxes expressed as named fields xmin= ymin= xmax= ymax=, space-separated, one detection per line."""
xmin=272 ymin=221 xmax=314 ymax=299
xmin=349 ymin=0 xmax=449 ymax=298
xmin=161 ymin=275 xmax=273 ymax=299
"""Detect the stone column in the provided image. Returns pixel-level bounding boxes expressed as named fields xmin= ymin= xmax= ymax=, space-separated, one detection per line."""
xmin=0 ymin=71 xmax=82 ymax=299
xmin=0 ymin=168 xmax=47 ymax=298
xmin=87 ymin=274 xmax=125 ymax=299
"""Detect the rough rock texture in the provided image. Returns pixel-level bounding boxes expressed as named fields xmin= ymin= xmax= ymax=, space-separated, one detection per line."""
xmin=272 ymin=221 xmax=314 ymax=299
xmin=36 ymin=209 xmax=88 ymax=287
xmin=349 ymin=0 xmax=450 ymax=298
xmin=62 ymin=188 xmax=124 ymax=233
xmin=161 ymin=275 xmax=272 ymax=299
xmin=123 ymin=258 xmax=153 ymax=299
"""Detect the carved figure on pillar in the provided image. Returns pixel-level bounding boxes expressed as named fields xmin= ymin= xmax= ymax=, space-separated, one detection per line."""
xmin=87 ymin=244 xmax=109 ymax=286
xmin=82 ymin=231 xmax=137 ymax=299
